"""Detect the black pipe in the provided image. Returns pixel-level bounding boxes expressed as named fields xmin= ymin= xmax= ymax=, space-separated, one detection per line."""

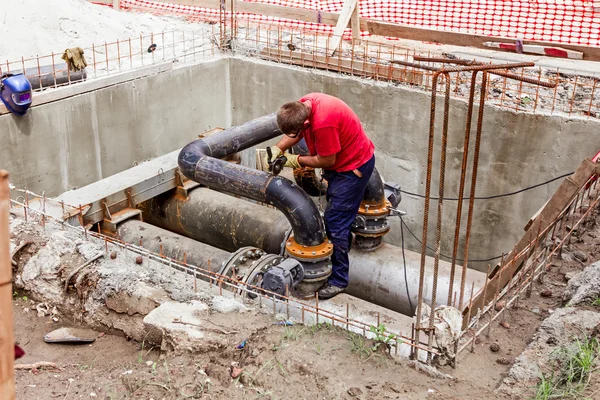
xmin=363 ymin=167 xmax=386 ymax=204
xmin=14 ymin=64 xmax=86 ymax=90
xmin=139 ymin=187 xmax=291 ymax=255
xmin=178 ymin=114 xmax=326 ymax=247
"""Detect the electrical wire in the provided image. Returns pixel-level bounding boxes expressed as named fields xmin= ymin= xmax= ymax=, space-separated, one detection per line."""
xmin=401 ymin=171 xmax=574 ymax=201
xmin=399 ymin=216 xmax=413 ymax=312
xmin=400 ymin=218 xmax=503 ymax=263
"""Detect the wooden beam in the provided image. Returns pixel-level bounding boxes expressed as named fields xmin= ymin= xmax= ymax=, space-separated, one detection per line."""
xmin=0 ymin=170 xmax=15 ymax=400
xmin=351 ymin=1 xmax=360 ymax=41
xmin=113 ymin=0 xmax=120 ymax=10
xmin=464 ymin=157 xmax=599 ymax=326
xmin=330 ymin=0 xmax=358 ymax=55
xmin=368 ymin=20 xmax=600 ymax=62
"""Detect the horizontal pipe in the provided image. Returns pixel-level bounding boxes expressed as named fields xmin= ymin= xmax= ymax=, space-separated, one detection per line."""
xmin=139 ymin=187 xmax=292 ymax=255
xmin=117 ymin=219 xmax=229 ymax=271
xmin=143 ymin=191 xmax=485 ymax=316
xmin=178 ymin=114 xmax=326 ymax=247
xmin=14 ymin=64 xmax=86 ymax=90
xmin=346 ymin=243 xmax=485 ymax=316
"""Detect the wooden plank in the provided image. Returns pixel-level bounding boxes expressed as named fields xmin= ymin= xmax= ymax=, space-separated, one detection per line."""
xmin=330 ymin=0 xmax=358 ymax=55
xmin=368 ymin=20 xmax=600 ymax=62
xmin=0 ymin=62 xmax=173 ymax=115
xmin=260 ymin=48 xmax=424 ymax=85
xmin=113 ymin=0 xmax=121 ymax=10
xmin=351 ymin=1 xmax=360 ymax=41
xmin=465 ymin=157 xmax=598 ymax=324
xmin=0 ymin=170 xmax=15 ymax=400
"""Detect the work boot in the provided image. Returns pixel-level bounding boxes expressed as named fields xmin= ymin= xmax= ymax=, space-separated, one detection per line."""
xmin=317 ymin=283 xmax=345 ymax=299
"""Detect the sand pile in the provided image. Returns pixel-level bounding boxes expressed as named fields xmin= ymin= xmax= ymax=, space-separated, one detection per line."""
xmin=0 ymin=0 xmax=202 ymax=62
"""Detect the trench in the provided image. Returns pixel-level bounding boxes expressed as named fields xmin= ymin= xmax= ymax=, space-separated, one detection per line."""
xmin=4 ymin=55 xmax=598 ymax=333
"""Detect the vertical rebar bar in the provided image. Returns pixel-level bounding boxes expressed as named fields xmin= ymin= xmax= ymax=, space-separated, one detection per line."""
xmin=427 ymin=72 xmax=452 ymax=364
xmin=448 ymin=71 xmax=479 ymax=305
xmin=458 ymin=71 xmax=489 ymax=310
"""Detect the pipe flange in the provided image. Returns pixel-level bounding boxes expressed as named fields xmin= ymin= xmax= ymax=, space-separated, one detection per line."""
xmin=357 ymin=199 xmax=392 ymax=217
xmin=352 ymin=221 xmax=391 ymax=236
xmin=241 ymin=254 xmax=285 ymax=298
xmin=302 ymin=259 xmax=332 ymax=280
xmin=285 ymin=236 xmax=333 ymax=260
xmin=220 ymin=246 xmax=266 ymax=281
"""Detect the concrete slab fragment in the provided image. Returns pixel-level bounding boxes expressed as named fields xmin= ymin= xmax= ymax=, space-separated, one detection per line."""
xmin=143 ymin=301 xmax=210 ymax=351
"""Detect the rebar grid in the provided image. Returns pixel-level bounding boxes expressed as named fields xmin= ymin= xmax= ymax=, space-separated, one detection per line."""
xmin=7 ymin=186 xmax=439 ymax=359
xmin=0 ymin=28 xmax=219 ymax=93
xmin=457 ymin=175 xmax=600 ymax=358
xmin=3 ymin=15 xmax=599 ymax=119
xmin=231 ymin=19 xmax=598 ymax=119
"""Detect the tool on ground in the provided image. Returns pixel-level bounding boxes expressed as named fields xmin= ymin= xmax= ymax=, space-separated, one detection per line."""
xmin=266 ymin=146 xmax=287 ymax=176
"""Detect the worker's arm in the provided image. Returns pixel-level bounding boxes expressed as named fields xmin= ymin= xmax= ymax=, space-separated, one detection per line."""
xmin=275 ymin=135 xmax=302 ymax=152
xmin=298 ymin=154 xmax=336 ymax=169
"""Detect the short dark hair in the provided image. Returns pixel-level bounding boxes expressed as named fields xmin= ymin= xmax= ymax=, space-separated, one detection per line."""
xmin=277 ymin=101 xmax=308 ymax=135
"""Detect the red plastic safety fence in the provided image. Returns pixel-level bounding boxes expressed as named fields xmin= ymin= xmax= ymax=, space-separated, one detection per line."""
xmin=119 ymin=0 xmax=600 ymax=47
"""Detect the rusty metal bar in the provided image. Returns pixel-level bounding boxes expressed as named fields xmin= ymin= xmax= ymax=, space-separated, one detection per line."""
xmin=448 ymin=70 xmax=479 ymax=305
xmin=0 ymin=170 xmax=15 ymax=399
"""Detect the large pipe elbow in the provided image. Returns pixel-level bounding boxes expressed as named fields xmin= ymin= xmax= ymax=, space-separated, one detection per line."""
xmin=177 ymin=115 xmax=327 ymax=247
xmin=265 ymin=176 xmax=325 ymax=246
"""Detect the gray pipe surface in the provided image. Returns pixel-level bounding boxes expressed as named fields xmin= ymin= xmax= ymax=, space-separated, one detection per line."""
xmin=117 ymin=219 xmax=229 ymax=271
xmin=346 ymin=243 xmax=486 ymax=316
xmin=138 ymin=188 xmax=292 ymax=255
xmin=141 ymin=190 xmax=485 ymax=316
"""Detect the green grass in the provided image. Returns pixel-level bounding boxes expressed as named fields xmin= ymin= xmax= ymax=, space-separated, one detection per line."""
xmin=592 ymin=298 xmax=600 ymax=307
xmin=534 ymin=373 xmax=555 ymax=400
xmin=533 ymin=335 xmax=599 ymax=399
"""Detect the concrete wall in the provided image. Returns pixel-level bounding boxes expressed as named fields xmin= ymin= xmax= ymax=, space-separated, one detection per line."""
xmin=3 ymin=55 xmax=599 ymax=270
xmin=229 ymin=57 xmax=600 ymax=270
xmin=0 ymin=59 xmax=231 ymax=197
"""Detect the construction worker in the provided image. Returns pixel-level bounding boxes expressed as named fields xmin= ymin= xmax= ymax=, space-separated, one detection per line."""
xmin=267 ymin=93 xmax=375 ymax=299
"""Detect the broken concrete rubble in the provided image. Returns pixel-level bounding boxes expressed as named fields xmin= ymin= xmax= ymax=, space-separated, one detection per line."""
xmin=497 ymin=307 xmax=600 ymax=396
xmin=563 ymin=261 xmax=600 ymax=306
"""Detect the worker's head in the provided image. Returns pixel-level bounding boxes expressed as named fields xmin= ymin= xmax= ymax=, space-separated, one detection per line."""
xmin=277 ymin=101 xmax=310 ymax=138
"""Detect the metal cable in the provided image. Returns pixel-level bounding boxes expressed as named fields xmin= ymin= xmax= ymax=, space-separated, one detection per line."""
xmin=400 ymin=171 xmax=573 ymax=201
xmin=400 ymin=216 xmax=413 ymax=312
xmin=400 ymin=218 xmax=503 ymax=262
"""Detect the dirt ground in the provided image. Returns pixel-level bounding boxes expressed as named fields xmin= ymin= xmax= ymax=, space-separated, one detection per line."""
xmin=11 ymin=211 xmax=600 ymax=400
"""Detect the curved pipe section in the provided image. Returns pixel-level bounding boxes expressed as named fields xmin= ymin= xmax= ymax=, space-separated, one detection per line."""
xmin=178 ymin=114 xmax=326 ymax=247
xmin=362 ymin=168 xmax=386 ymax=205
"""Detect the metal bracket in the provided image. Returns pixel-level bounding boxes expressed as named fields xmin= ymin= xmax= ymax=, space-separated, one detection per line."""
xmin=125 ymin=188 xmax=135 ymax=208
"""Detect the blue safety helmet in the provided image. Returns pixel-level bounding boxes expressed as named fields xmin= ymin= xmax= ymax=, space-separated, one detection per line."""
xmin=1 ymin=74 xmax=32 ymax=116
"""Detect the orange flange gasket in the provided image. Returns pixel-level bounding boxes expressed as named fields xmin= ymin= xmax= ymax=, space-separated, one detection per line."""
xmin=285 ymin=236 xmax=334 ymax=259
xmin=357 ymin=199 xmax=392 ymax=217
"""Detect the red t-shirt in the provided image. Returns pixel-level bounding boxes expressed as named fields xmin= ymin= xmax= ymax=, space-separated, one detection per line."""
xmin=299 ymin=93 xmax=374 ymax=172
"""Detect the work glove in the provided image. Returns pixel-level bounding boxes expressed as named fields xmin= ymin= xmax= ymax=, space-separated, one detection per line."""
xmin=284 ymin=153 xmax=301 ymax=169
xmin=263 ymin=146 xmax=283 ymax=167
xmin=61 ymin=47 xmax=88 ymax=72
